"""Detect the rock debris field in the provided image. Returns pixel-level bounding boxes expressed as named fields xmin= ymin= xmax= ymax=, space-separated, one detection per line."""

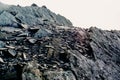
xmin=0 ymin=2 xmax=120 ymax=80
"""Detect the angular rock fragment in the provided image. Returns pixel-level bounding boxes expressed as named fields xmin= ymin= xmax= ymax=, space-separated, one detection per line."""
xmin=29 ymin=27 xmax=39 ymax=31
xmin=0 ymin=41 xmax=5 ymax=48
xmin=8 ymin=49 xmax=17 ymax=57
xmin=17 ymin=33 xmax=29 ymax=37
xmin=1 ymin=27 xmax=21 ymax=33
xmin=34 ymin=28 xmax=52 ymax=38
xmin=45 ymin=45 xmax=54 ymax=49
xmin=21 ymin=24 xmax=29 ymax=29
xmin=23 ymin=46 xmax=29 ymax=50
xmin=22 ymin=53 xmax=27 ymax=60
xmin=28 ymin=38 xmax=37 ymax=44
xmin=5 ymin=45 xmax=15 ymax=49
xmin=0 ymin=57 xmax=4 ymax=63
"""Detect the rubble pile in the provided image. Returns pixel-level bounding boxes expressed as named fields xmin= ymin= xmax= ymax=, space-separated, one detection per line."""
xmin=0 ymin=3 xmax=72 ymax=27
xmin=0 ymin=2 xmax=120 ymax=80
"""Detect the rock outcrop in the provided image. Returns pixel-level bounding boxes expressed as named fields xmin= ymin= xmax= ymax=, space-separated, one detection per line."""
xmin=0 ymin=2 xmax=120 ymax=80
xmin=0 ymin=3 xmax=72 ymax=27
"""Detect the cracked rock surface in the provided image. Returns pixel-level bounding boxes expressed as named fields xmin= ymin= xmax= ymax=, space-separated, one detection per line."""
xmin=0 ymin=2 xmax=120 ymax=80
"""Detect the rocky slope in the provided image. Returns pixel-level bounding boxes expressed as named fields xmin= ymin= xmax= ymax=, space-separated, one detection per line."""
xmin=0 ymin=3 xmax=120 ymax=80
xmin=0 ymin=3 xmax=72 ymax=27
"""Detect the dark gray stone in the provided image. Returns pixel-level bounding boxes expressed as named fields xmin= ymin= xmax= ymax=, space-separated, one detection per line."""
xmin=34 ymin=28 xmax=52 ymax=38
xmin=88 ymin=27 xmax=120 ymax=80
xmin=0 ymin=41 xmax=5 ymax=48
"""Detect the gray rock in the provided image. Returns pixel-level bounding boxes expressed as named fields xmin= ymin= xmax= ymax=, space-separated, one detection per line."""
xmin=0 ymin=3 xmax=72 ymax=27
xmin=0 ymin=3 xmax=120 ymax=80
xmin=34 ymin=28 xmax=52 ymax=38
xmin=8 ymin=49 xmax=17 ymax=57
xmin=29 ymin=27 xmax=39 ymax=31
xmin=31 ymin=3 xmax=38 ymax=7
xmin=0 ymin=11 xmax=17 ymax=27
xmin=87 ymin=27 xmax=120 ymax=80
xmin=1 ymin=27 xmax=21 ymax=33
xmin=28 ymin=38 xmax=37 ymax=44
xmin=0 ymin=41 xmax=5 ymax=48
xmin=89 ymin=27 xmax=120 ymax=63
xmin=0 ymin=57 xmax=4 ymax=63
xmin=5 ymin=45 xmax=15 ymax=49
xmin=22 ymin=72 xmax=42 ymax=80
xmin=22 ymin=61 xmax=43 ymax=80
xmin=17 ymin=33 xmax=29 ymax=37
xmin=44 ymin=71 xmax=76 ymax=80
xmin=20 ymin=24 xmax=29 ymax=29
xmin=22 ymin=53 xmax=27 ymax=60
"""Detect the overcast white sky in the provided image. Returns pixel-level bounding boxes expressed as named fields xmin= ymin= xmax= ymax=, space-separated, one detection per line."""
xmin=0 ymin=0 xmax=120 ymax=30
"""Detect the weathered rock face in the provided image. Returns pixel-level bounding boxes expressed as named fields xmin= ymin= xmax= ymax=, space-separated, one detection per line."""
xmin=89 ymin=27 xmax=120 ymax=80
xmin=0 ymin=2 xmax=120 ymax=80
xmin=68 ymin=27 xmax=120 ymax=80
xmin=0 ymin=3 xmax=72 ymax=27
